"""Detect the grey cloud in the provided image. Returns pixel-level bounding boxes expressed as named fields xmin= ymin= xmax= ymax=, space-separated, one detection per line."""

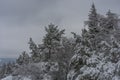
xmin=0 ymin=0 xmax=56 ymax=16
xmin=0 ymin=0 xmax=120 ymax=58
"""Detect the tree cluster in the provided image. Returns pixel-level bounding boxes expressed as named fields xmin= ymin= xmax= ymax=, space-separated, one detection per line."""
xmin=68 ymin=4 xmax=120 ymax=80
xmin=1 ymin=3 xmax=120 ymax=80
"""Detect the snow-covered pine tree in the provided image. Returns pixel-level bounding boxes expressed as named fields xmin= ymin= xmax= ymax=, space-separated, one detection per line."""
xmin=106 ymin=10 xmax=119 ymax=31
xmin=43 ymin=23 xmax=65 ymax=60
xmin=88 ymin=3 xmax=99 ymax=34
xmin=85 ymin=3 xmax=101 ymax=50
xmin=28 ymin=38 xmax=41 ymax=62
xmin=16 ymin=55 xmax=23 ymax=65
xmin=16 ymin=51 xmax=30 ymax=65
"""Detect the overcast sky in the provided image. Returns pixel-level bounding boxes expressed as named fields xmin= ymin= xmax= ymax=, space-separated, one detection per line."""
xmin=0 ymin=0 xmax=120 ymax=58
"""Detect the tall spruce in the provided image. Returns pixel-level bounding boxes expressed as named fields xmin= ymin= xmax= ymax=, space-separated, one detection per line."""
xmin=88 ymin=3 xmax=99 ymax=34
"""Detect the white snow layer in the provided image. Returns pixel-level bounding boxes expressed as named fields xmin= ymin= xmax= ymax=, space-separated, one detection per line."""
xmin=1 ymin=75 xmax=31 ymax=80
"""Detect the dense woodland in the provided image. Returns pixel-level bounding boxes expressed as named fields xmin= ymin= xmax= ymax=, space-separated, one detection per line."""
xmin=1 ymin=4 xmax=120 ymax=80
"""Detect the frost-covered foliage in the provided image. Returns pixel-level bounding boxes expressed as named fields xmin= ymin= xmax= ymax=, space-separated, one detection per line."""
xmin=68 ymin=54 xmax=120 ymax=80
xmin=68 ymin=4 xmax=120 ymax=80
xmin=2 ymin=24 xmax=74 ymax=80
xmin=0 ymin=62 xmax=15 ymax=79
xmin=1 ymin=3 xmax=120 ymax=80
xmin=1 ymin=75 xmax=31 ymax=80
xmin=12 ymin=62 xmax=59 ymax=80
xmin=16 ymin=51 xmax=30 ymax=65
xmin=43 ymin=23 xmax=65 ymax=60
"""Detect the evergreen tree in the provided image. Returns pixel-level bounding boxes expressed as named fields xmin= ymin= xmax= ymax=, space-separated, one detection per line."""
xmin=28 ymin=38 xmax=41 ymax=62
xmin=17 ymin=51 xmax=30 ymax=65
xmin=43 ymin=23 xmax=65 ymax=60
xmin=106 ymin=10 xmax=119 ymax=31
xmin=85 ymin=3 xmax=101 ymax=50
xmin=88 ymin=3 xmax=99 ymax=34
